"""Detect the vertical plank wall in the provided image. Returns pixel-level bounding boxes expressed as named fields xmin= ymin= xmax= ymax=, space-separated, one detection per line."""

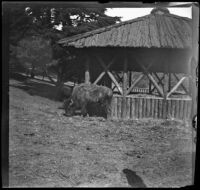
xmin=111 ymin=95 xmax=192 ymax=120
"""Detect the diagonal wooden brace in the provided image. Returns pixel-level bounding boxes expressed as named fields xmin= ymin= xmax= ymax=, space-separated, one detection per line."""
xmin=94 ymin=56 xmax=122 ymax=95
xmin=173 ymin=73 xmax=188 ymax=94
xmin=111 ymin=72 xmax=122 ymax=90
xmin=133 ymin=53 xmax=164 ymax=97
xmin=146 ymin=73 xmax=164 ymax=97
xmin=126 ymin=61 xmax=154 ymax=96
xmin=93 ymin=56 xmax=115 ymax=85
xmin=151 ymin=73 xmax=165 ymax=93
xmin=167 ymin=77 xmax=187 ymax=98
xmin=107 ymin=71 xmax=123 ymax=95
xmin=140 ymin=65 xmax=164 ymax=97
xmin=115 ymin=72 xmax=123 ymax=83
xmin=125 ymin=74 xmax=145 ymax=96
xmin=93 ymin=71 xmax=106 ymax=85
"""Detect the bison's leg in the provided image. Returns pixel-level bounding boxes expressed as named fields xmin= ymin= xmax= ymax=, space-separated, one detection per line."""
xmin=81 ymin=103 xmax=87 ymax=117
xmin=104 ymin=98 xmax=112 ymax=118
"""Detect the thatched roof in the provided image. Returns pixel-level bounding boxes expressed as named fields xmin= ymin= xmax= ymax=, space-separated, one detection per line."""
xmin=58 ymin=7 xmax=192 ymax=49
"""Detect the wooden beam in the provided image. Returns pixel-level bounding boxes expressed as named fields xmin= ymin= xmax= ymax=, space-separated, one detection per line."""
xmin=154 ymin=73 xmax=164 ymax=86
xmin=138 ymin=63 xmax=164 ymax=97
xmin=107 ymin=71 xmax=123 ymax=95
xmin=122 ymin=56 xmax=128 ymax=118
xmin=149 ymin=73 xmax=152 ymax=94
xmin=126 ymin=61 xmax=154 ymax=96
xmin=93 ymin=55 xmax=115 ymax=85
xmin=85 ymin=55 xmax=90 ymax=84
xmin=111 ymin=72 xmax=123 ymax=91
xmin=115 ymin=72 xmax=123 ymax=83
xmin=151 ymin=73 xmax=165 ymax=93
xmin=96 ymin=56 xmax=115 ymax=72
xmin=125 ymin=74 xmax=145 ymax=96
xmin=93 ymin=71 xmax=105 ymax=85
xmin=163 ymin=73 xmax=168 ymax=119
xmin=95 ymin=55 xmax=122 ymax=94
xmin=173 ymin=73 xmax=189 ymax=94
xmin=129 ymin=71 xmax=132 ymax=88
xmin=112 ymin=85 xmax=117 ymax=91
xmin=123 ymin=58 xmax=128 ymax=95
xmin=168 ymin=73 xmax=171 ymax=92
xmin=167 ymin=77 xmax=187 ymax=98
xmin=146 ymin=73 xmax=164 ymax=97
xmin=93 ymin=57 xmax=115 ymax=84
xmin=132 ymin=52 xmax=165 ymax=97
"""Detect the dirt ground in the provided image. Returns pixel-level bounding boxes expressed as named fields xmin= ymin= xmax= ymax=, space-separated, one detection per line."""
xmin=9 ymin=77 xmax=196 ymax=187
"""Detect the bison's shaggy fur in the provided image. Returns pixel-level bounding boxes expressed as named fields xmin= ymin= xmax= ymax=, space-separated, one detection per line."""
xmin=65 ymin=83 xmax=113 ymax=118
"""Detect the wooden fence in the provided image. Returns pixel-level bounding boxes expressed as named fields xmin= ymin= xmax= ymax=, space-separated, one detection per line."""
xmin=110 ymin=95 xmax=192 ymax=120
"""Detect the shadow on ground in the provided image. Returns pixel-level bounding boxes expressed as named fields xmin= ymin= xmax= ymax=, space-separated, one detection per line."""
xmin=10 ymin=73 xmax=59 ymax=101
xmin=123 ymin=169 xmax=147 ymax=188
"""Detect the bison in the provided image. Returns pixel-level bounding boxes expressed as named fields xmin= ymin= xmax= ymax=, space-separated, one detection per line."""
xmin=64 ymin=83 xmax=113 ymax=118
xmin=56 ymin=83 xmax=72 ymax=101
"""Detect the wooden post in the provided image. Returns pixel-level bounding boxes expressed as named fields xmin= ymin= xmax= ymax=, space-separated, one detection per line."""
xmin=163 ymin=73 xmax=168 ymax=119
xmin=149 ymin=72 xmax=152 ymax=94
xmin=168 ymin=72 xmax=171 ymax=92
xmin=85 ymin=55 xmax=90 ymax=84
xmin=122 ymin=55 xmax=128 ymax=119
xmin=129 ymin=71 xmax=132 ymax=88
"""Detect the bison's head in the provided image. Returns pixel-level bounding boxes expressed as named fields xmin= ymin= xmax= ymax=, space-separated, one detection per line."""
xmin=63 ymin=98 xmax=72 ymax=110
xmin=64 ymin=99 xmax=76 ymax=116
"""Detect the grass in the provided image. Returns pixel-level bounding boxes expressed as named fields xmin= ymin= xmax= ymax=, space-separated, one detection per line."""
xmin=9 ymin=77 xmax=195 ymax=187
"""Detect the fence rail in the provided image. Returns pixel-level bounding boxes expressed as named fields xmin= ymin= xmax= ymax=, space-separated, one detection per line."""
xmin=113 ymin=87 xmax=149 ymax=94
xmin=110 ymin=95 xmax=192 ymax=120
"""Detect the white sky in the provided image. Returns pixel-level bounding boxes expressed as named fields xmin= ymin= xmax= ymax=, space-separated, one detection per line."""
xmin=56 ymin=7 xmax=192 ymax=30
xmin=105 ymin=7 xmax=192 ymax=21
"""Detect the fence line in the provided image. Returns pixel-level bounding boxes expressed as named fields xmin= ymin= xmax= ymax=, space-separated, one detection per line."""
xmin=111 ymin=96 xmax=192 ymax=120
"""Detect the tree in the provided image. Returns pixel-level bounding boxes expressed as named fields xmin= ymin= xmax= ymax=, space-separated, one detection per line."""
xmin=7 ymin=4 xmax=121 ymax=84
xmin=16 ymin=36 xmax=56 ymax=83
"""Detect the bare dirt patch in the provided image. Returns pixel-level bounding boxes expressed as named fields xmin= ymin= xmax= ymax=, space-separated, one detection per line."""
xmin=9 ymin=78 xmax=195 ymax=187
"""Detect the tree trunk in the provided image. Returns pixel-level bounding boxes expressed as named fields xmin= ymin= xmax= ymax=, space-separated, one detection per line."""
xmin=57 ymin=71 xmax=62 ymax=85
xmin=42 ymin=66 xmax=56 ymax=85
xmin=31 ymin=65 xmax=35 ymax=78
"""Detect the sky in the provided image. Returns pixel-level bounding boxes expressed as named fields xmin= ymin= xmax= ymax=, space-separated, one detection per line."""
xmin=56 ymin=7 xmax=192 ymax=30
xmin=105 ymin=7 xmax=192 ymax=21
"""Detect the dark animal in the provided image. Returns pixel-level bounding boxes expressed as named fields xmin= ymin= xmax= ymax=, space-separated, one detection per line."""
xmin=64 ymin=83 xmax=113 ymax=118
xmin=56 ymin=83 xmax=72 ymax=101
xmin=123 ymin=169 xmax=147 ymax=188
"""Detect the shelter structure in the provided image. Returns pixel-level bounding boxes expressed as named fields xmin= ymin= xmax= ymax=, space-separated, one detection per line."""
xmin=58 ymin=7 xmax=196 ymax=120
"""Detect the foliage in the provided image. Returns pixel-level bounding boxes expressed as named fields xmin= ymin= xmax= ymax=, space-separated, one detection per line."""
xmin=7 ymin=4 xmax=121 ymax=83
xmin=9 ymin=45 xmax=24 ymax=73
xmin=16 ymin=36 xmax=53 ymax=72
